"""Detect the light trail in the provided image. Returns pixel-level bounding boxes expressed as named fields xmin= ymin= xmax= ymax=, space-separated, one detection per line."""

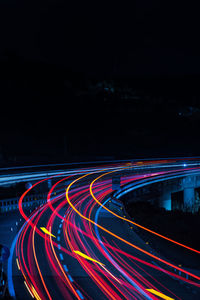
xmin=12 ymin=159 xmax=200 ymax=299
xmin=65 ymin=172 xmax=200 ymax=281
xmin=146 ymin=288 xmax=174 ymax=300
xmin=90 ymin=169 xmax=200 ymax=254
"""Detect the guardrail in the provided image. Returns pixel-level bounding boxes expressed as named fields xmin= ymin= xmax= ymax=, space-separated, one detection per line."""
xmin=1 ymin=159 xmax=200 ymax=213
xmin=113 ymin=169 xmax=200 ymax=200
xmin=0 ymin=193 xmax=46 ymax=213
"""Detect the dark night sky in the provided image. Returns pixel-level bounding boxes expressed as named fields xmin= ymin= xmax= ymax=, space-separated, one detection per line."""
xmin=1 ymin=1 xmax=200 ymax=77
xmin=0 ymin=1 xmax=200 ymax=163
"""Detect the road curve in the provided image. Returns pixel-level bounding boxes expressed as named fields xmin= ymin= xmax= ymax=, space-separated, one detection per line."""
xmin=8 ymin=159 xmax=200 ymax=299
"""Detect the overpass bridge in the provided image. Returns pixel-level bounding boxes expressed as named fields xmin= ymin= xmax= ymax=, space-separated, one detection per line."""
xmin=1 ymin=159 xmax=200 ymax=214
xmin=112 ymin=169 xmax=200 ymax=213
xmin=0 ymin=158 xmax=200 ymax=300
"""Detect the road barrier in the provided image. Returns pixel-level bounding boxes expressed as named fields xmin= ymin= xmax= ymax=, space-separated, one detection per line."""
xmin=0 ymin=193 xmax=46 ymax=213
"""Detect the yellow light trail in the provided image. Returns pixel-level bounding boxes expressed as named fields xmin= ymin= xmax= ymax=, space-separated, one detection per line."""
xmin=40 ymin=227 xmax=56 ymax=238
xmin=24 ymin=281 xmax=34 ymax=298
xmin=32 ymin=285 xmax=42 ymax=300
xmin=16 ymin=258 xmax=20 ymax=270
xmin=73 ymin=250 xmax=105 ymax=266
xmin=146 ymin=289 xmax=174 ymax=300
xmin=65 ymin=171 xmax=200 ymax=281
xmin=89 ymin=170 xmax=200 ymax=255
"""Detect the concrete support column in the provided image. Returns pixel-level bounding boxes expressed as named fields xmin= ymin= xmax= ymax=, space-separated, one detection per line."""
xmin=160 ymin=191 xmax=171 ymax=210
xmin=182 ymin=176 xmax=196 ymax=212
xmin=47 ymin=179 xmax=52 ymax=189
xmin=112 ymin=176 xmax=121 ymax=191
xmin=183 ymin=188 xmax=195 ymax=212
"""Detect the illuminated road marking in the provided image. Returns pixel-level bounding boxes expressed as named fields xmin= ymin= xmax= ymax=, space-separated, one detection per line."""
xmin=63 ymin=265 xmax=69 ymax=272
xmin=73 ymin=250 xmax=105 ymax=266
xmin=40 ymin=227 xmax=56 ymax=238
xmin=76 ymin=289 xmax=84 ymax=299
xmin=68 ymin=274 xmax=74 ymax=282
xmin=146 ymin=289 xmax=174 ymax=300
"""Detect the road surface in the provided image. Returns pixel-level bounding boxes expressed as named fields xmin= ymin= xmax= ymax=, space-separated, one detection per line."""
xmin=5 ymin=159 xmax=200 ymax=299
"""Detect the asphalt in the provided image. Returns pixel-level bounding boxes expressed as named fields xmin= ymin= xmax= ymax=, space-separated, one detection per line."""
xmin=1 ymin=170 xmax=200 ymax=299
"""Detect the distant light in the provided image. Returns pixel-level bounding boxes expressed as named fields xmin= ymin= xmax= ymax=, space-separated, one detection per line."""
xmin=25 ymin=182 xmax=32 ymax=190
xmin=183 ymin=163 xmax=187 ymax=167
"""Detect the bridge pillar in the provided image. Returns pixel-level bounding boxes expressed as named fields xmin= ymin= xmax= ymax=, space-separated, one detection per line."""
xmin=47 ymin=179 xmax=52 ymax=189
xmin=112 ymin=175 xmax=121 ymax=191
xmin=183 ymin=188 xmax=195 ymax=212
xmin=182 ymin=176 xmax=196 ymax=212
xmin=160 ymin=191 xmax=171 ymax=210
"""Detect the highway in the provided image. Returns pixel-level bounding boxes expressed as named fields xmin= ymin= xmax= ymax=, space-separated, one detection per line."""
xmin=6 ymin=159 xmax=200 ymax=299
